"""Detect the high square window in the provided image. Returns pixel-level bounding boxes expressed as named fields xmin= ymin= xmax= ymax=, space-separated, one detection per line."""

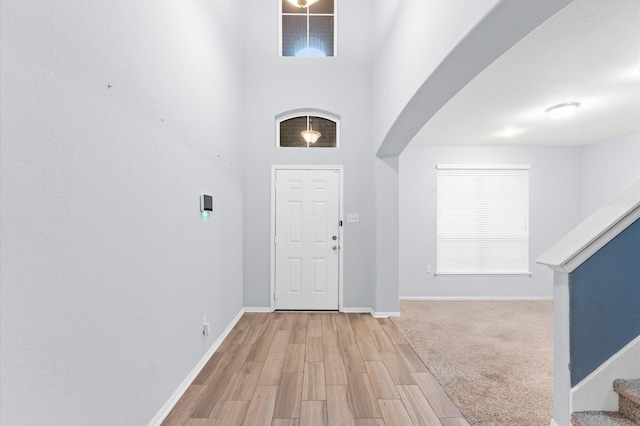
xmin=281 ymin=0 xmax=335 ymax=57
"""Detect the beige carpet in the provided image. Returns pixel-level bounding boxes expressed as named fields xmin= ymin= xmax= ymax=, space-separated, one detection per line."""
xmin=392 ymin=300 xmax=553 ymax=426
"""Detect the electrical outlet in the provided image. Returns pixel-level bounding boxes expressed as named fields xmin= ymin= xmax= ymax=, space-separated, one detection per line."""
xmin=426 ymin=265 xmax=432 ymax=273
xmin=202 ymin=315 xmax=210 ymax=337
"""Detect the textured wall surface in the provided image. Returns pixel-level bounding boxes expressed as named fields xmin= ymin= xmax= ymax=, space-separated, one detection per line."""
xmin=0 ymin=1 xmax=244 ymax=424
xmin=570 ymin=218 xmax=640 ymax=386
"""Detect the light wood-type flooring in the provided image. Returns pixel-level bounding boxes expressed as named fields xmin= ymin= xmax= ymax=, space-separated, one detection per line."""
xmin=162 ymin=312 xmax=469 ymax=426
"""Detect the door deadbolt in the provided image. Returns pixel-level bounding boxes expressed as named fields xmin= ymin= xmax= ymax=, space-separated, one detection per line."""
xmin=332 ymin=235 xmax=337 ymax=240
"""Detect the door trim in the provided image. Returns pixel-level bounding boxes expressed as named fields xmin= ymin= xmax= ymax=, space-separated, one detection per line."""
xmin=270 ymin=165 xmax=344 ymax=312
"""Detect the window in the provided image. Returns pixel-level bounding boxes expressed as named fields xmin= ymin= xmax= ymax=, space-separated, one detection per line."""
xmin=281 ymin=0 xmax=335 ymax=57
xmin=436 ymin=165 xmax=531 ymax=275
xmin=277 ymin=113 xmax=338 ymax=147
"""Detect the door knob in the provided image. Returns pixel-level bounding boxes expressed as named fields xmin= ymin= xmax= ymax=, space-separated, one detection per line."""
xmin=332 ymin=245 xmax=338 ymax=251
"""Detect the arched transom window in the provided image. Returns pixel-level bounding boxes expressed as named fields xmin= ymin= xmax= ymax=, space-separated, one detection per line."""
xmin=277 ymin=112 xmax=339 ymax=148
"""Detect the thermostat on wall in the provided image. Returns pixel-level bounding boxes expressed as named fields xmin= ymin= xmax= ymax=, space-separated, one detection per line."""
xmin=200 ymin=194 xmax=213 ymax=212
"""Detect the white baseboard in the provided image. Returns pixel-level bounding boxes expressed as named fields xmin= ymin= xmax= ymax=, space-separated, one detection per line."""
xmin=244 ymin=306 xmax=398 ymax=317
xmin=340 ymin=307 xmax=400 ymax=318
xmin=549 ymin=419 xmax=560 ymax=426
xmin=243 ymin=307 xmax=272 ymax=313
xmin=571 ymin=335 xmax=640 ymax=413
xmin=372 ymin=311 xmax=400 ymax=318
xmin=399 ymin=296 xmax=553 ymax=301
xmin=341 ymin=307 xmax=373 ymax=314
xmin=147 ymin=309 xmax=245 ymax=426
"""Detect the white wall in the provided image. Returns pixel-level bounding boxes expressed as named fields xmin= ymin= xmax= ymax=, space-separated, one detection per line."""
xmin=371 ymin=0 xmax=573 ymax=156
xmin=371 ymin=0 xmax=500 ymax=150
xmin=241 ymin=0 xmax=376 ymax=309
xmin=369 ymin=0 xmax=572 ymax=310
xmin=581 ymin=131 xmax=640 ymax=218
xmin=0 ymin=1 xmax=244 ymax=424
xmin=399 ymin=145 xmax=582 ymax=298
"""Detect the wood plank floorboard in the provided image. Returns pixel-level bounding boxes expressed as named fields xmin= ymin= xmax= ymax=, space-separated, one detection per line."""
xmin=378 ymin=399 xmax=414 ymax=426
xmin=258 ymin=352 xmax=286 ymax=386
xmin=185 ymin=418 xmax=217 ymax=426
xmin=283 ymin=344 xmax=306 ymax=373
xmin=228 ymin=362 xmax=263 ymax=401
xmin=300 ymin=400 xmax=328 ymax=425
xmin=162 ymin=312 xmax=466 ymax=426
xmin=272 ymin=419 xmax=300 ymax=426
xmin=411 ymin=372 xmax=463 ymax=418
xmin=214 ymin=400 xmax=250 ymax=426
xmin=354 ymin=420 xmax=386 ymax=426
xmin=291 ymin=324 xmax=308 ymax=344
xmin=302 ymin=362 xmax=327 ymax=401
xmin=273 ymin=372 xmax=303 ymax=419
xmin=323 ymin=329 xmax=341 ymax=353
xmin=326 ymin=386 xmax=357 ymax=426
xmin=356 ymin=336 xmax=382 ymax=361
xmin=379 ymin=352 xmax=416 ymax=385
xmin=324 ymin=351 xmax=348 ymax=386
xmin=247 ymin=335 xmax=275 ymax=362
xmin=242 ymin=386 xmax=277 ymax=426
xmin=345 ymin=372 xmax=382 ymax=418
xmin=305 ymin=336 xmax=324 ymax=362
xmin=439 ymin=418 xmax=471 ymax=426
xmin=370 ymin=330 xmax=396 ymax=353
xmin=364 ymin=361 xmax=400 ymax=400
xmin=161 ymin=385 xmax=206 ymax=426
xmin=396 ymin=384 xmax=441 ymax=424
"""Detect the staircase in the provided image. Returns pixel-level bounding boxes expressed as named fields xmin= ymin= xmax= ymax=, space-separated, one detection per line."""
xmin=572 ymin=379 xmax=640 ymax=425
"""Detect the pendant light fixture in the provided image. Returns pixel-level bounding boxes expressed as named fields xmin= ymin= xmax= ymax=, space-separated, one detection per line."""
xmin=286 ymin=0 xmax=319 ymax=8
xmin=301 ymin=117 xmax=321 ymax=146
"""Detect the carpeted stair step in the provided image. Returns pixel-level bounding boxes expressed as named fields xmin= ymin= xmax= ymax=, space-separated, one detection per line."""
xmin=571 ymin=411 xmax=638 ymax=426
xmin=614 ymin=379 xmax=640 ymax=424
xmin=571 ymin=379 xmax=640 ymax=426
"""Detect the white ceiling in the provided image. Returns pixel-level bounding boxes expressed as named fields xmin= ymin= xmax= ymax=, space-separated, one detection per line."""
xmin=410 ymin=0 xmax=640 ymax=147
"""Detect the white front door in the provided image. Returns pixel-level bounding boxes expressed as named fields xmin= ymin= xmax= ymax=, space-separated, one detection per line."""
xmin=274 ymin=168 xmax=341 ymax=310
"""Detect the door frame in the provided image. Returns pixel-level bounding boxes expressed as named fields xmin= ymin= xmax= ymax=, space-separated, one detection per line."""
xmin=270 ymin=165 xmax=344 ymax=312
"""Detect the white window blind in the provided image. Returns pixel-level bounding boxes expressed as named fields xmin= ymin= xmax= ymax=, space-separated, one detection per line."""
xmin=436 ymin=165 xmax=531 ymax=275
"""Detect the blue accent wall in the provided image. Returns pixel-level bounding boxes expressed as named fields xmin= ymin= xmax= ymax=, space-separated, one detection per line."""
xmin=569 ymin=218 xmax=640 ymax=386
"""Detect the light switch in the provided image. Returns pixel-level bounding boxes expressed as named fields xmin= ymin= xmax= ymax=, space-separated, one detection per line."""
xmin=346 ymin=213 xmax=359 ymax=223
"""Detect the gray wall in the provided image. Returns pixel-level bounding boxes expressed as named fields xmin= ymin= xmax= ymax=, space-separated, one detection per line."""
xmin=0 ymin=1 xmax=245 ymax=424
xmin=241 ymin=0 xmax=375 ymax=309
xmin=581 ymin=131 xmax=640 ymax=218
xmin=399 ymin=145 xmax=583 ymax=298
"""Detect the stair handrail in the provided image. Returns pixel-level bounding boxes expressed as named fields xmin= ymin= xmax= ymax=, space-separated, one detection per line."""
xmin=537 ymin=177 xmax=640 ymax=272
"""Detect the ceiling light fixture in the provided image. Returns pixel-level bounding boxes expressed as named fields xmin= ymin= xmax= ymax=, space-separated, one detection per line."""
xmin=497 ymin=127 xmax=524 ymax=137
xmin=301 ymin=118 xmax=321 ymax=146
xmin=545 ymin=102 xmax=581 ymax=119
xmin=286 ymin=0 xmax=319 ymax=8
